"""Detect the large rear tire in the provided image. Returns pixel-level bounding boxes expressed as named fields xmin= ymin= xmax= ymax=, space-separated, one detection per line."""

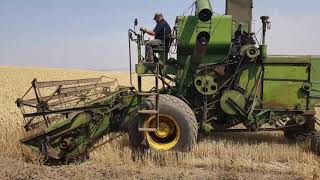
xmin=128 ymin=95 xmax=198 ymax=152
xmin=311 ymin=132 xmax=320 ymax=156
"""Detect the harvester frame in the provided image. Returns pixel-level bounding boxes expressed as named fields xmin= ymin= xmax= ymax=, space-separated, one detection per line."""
xmin=16 ymin=0 xmax=320 ymax=162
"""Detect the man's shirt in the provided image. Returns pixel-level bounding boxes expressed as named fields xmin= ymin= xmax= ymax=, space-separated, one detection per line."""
xmin=153 ymin=19 xmax=172 ymax=41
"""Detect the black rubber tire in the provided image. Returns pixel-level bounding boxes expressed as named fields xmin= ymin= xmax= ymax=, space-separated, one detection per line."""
xmin=283 ymin=119 xmax=311 ymax=141
xmin=128 ymin=95 xmax=198 ymax=152
xmin=310 ymin=132 xmax=320 ymax=156
xmin=283 ymin=120 xmax=300 ymax=140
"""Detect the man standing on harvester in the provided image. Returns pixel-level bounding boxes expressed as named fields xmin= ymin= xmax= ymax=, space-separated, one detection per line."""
xmin=141 ymin=12 xmax=172 ymax=62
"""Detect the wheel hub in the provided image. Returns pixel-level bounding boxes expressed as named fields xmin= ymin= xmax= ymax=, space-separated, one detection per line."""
xmin=143 ymin=114 xmax=180 ymax=150
xmin=155 ymin=122 xmax=171 ymax=138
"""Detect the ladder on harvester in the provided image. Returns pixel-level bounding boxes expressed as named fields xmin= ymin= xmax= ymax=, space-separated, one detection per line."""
xmin=136 ymin=32 xmax=169 ymax=132
xmin=137 ymin=62 xmax=160 ymax=132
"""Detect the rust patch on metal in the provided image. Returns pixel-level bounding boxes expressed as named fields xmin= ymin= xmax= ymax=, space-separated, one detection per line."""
xmin=214 ymin=65 xmax=225 ymax=76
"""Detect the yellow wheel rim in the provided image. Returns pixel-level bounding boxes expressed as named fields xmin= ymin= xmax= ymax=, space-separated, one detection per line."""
xmin=144 ymin=114 xmax=180 ymax=150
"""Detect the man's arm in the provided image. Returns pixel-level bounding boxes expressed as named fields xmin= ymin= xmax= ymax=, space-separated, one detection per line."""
xmin=142 ymin=28 xmax=156 ymax=36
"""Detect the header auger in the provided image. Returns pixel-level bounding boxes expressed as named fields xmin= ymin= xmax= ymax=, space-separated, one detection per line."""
xmin=17 ymin=0 xmax=320 ymax=163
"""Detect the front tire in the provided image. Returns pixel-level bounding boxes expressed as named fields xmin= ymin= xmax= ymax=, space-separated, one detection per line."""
xmin=128 ymin=95 xmax=198 ymax=152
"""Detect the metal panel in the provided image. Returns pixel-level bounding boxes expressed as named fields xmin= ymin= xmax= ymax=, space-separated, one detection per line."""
xmin=263 ymin=81 xmax=307 ymax=109
xmin=262 ymin=57 xmax=310 ymax=109
xmin=226 ymin=0 xmax=253 ymax=32
xmin=176 ymin=15 xmax=232 ymax=64
xmin=310 ymin=57 xmax=320 ymax=106
xmin=264 ymin=66 xmax=309 ymax=80
xmin=265 ymin=55 xmax=312 ymax=64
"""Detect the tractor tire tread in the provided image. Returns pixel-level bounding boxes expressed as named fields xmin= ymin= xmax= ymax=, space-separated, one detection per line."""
xmin=311 ymin=131 xmax=320 ymax=155
xmin=129 ymin=94 xmax=198 ymax=152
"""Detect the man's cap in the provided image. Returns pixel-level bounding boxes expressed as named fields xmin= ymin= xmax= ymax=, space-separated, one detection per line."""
xmin=153 ymin=12 xmax=163 ymax=20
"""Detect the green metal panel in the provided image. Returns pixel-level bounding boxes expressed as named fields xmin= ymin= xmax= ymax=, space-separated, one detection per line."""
xmin=310 ymin=57 xmax=320 ymax=106
xmin=263 ymin=56 xmax=310 ymax=109
xmin=265 ymin=55 xmax=312 ymax=64
xmin=264 ymin=66 xmax=308 ymax=80
xmin=176 ymin=15 xmax=232 ymax=64
xmin=263 ymin=81 xmax=306 ymax=109
xmin=234 ymin=55 xmax=320 ymax=110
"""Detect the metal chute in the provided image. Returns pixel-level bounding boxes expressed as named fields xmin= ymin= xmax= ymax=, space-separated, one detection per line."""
xmin=226 ymin=0 xmax=253 ymax=32
xmin=195 ymin=0 xmax=213 ymax=22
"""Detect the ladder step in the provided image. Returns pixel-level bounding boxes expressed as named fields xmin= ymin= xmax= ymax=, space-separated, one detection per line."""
xmin=141 ymin=62 xmax=164 ymax=67
xmin=142 ymin=62 xmax=157 ymax=64
xmin=138 ymin=92 xmax=158 ymax=96
xmin=138 ymin=128 xmax=157 ymax=132
xmin=140 ymin=74 xmax=158 ymax=77
xmin=138 ymin=110 xmax=158 ymax=114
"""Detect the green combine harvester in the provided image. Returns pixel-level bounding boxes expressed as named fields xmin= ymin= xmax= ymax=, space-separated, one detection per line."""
xmin=16 ymin=0 xmax=320 ymax=162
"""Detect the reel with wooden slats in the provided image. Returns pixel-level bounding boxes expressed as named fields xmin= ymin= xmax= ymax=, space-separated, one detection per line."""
xmin=16 ymin=76 xmax=119 ymax=131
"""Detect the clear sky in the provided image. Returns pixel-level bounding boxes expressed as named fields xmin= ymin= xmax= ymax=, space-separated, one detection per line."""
xmin=0 ymin=0 xmax=319 ymax=70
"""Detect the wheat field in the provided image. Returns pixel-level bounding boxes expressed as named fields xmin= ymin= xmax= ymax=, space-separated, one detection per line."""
xmin=0 ymin=66 xmax=319 ymax=180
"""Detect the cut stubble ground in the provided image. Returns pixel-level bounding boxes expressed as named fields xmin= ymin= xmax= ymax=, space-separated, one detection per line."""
xmin=0 ymin=66 xmax=319 ymax=180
